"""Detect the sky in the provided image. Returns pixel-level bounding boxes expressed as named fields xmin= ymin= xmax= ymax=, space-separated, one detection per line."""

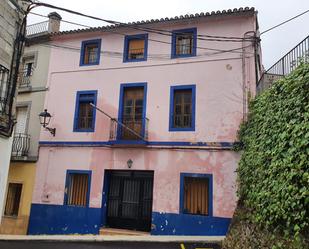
xmin=27 ymin=0 xmax=309 ymax=69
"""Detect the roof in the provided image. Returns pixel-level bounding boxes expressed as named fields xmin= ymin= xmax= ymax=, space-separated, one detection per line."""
xmin=51 ymin=7 xmax=256 ymax=37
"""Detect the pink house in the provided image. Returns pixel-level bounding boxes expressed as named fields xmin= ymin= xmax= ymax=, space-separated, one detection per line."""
xmin=28 ymin=7 xmax=261 ymax=235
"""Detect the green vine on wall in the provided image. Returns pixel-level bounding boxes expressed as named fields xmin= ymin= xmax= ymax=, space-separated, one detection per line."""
xmin=236 ymin=62 xmax=309 ymax=239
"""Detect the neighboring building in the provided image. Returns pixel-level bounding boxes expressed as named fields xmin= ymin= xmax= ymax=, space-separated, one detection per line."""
xmin=0 ymin=12 xmax=61 ymax=234
xmin=0 ymin=0 xmax=29 ymax=223
xmin=257 ymin=34 xmax=309 ymax=93
xmin=28 ymin=7 xmax=262 ymax=235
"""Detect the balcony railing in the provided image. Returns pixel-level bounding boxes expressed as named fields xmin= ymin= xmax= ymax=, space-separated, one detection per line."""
xmin=11 ymin=133 xmax=30 ymax=157
xmin=26 ymin=21 xmax=49 ymax=36
xmin=257 ymin=35 xmax=309 ymax=93
xmin=109 ymin=117 xmax=149 ymax=143
xmin=18 ymin=68 xmax=34 ymax=88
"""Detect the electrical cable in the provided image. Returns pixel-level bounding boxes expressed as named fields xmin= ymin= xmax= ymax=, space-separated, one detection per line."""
xmin=261 ymin=9 xmax=309 ymax=35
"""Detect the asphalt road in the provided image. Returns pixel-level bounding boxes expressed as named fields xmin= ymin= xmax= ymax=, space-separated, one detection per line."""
xmin=0 ymin=241 xmax=221 ymax=249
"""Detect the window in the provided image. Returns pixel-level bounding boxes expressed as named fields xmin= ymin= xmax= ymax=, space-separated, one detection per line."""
xmin=64 ymin=170 xmax=91 ymax=207
xmin=117 ymin=83 xmax=147 ymax=140
xmin=80 ymin=39 xmax=101 ymax=66
xmin=180 ymin=173 xmax=213 ymax=216
xmin=4 ymin=183 xmax=23 ymax=217
xmin=73 ymin=91 xmax=97 ymax=132
xmin=123 ymin=34 xmax=148 ymax=62
xmin=171 ymin=28 xmax=197 ymax=58
xmin=169 ymin=85 xmax=196 ymax=131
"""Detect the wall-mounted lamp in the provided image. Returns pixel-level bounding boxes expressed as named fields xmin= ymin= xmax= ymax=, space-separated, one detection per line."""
xmin=127 ymin=159 xmax=133 ymax=169
xmin=39 ymin=109 xmax=56 ymax=136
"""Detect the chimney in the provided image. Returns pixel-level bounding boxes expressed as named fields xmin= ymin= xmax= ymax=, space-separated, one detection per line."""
xmin=47 ymin=12 xmax=62 ymax=33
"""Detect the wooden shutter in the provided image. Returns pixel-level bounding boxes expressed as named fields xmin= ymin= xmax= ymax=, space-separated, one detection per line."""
xmin=15 ymin=106 xmax=28 ymax=134
xmin=184 ymin=177 xmax=209 ymax=215
xmin=4 ymin=183 xmax=22 ymax=216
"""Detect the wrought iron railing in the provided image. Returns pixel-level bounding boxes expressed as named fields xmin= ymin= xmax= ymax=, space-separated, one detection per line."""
xmin=11 ymin=133 xmax=30 ymax=157
xmin=18 ymin=68 xmax=34 ymax=88
xmin=0 ymin=64 xmax=9 ymax=113
xmin=257 ymin=35 xmax=309 ymax=93
xmin=109 ymin=117 xmax=149 ymax=141
xmin=26 ymin=21 xmax=49 ymax=36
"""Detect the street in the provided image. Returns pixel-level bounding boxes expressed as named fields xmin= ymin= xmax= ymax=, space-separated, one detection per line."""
xmin=0 ymin=241 xmax=221 ymax=249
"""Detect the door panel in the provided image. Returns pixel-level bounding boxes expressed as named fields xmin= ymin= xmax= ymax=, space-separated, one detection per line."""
xmin=106 ymin=170 xmax=154 ymax=232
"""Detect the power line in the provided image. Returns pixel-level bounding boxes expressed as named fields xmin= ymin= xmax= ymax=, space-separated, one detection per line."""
xmin=26 ymin=0 xmax=255 ymax=43
xmin=37 ymin=42 xmax=253 ymax=62
xmin=261 ymin=9 xmax=309 ymax=35
xmin=29 ymin=12 xmax=92 ymax=28
xmin=27 ymin=11 xmax=254 ymax=55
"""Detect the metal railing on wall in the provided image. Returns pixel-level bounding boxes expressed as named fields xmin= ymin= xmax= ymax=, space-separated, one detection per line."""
xmin=11 ymin=133 xmax=30 ymax=157
xmin=257 ymin=35 xmax=309 ymax=93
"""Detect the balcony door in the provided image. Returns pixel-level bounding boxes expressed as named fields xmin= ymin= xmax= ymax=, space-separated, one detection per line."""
xmin=121 ymin=87 xmax=144 ymax=140
xmin=15 ymin=106 xmax=28 ymax=134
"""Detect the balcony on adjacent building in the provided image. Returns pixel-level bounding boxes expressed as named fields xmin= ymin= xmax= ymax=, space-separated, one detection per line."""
xmin=18 ymin=67 xmax=34 ymax=88
xmin=11 ymin=133 xmax=30 ymax=158
xmin=109 ymin=117 xmax=149 ymax=146
xmin=257 ymin=35 xmax=309 ymax=93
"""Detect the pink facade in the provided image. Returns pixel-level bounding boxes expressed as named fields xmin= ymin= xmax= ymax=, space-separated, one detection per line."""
xmin=29 ymin=8 xmax=260 ymax=235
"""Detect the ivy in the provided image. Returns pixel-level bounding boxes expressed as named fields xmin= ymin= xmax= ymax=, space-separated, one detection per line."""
xmin=236 ymin=62 xmax=309 ymax=239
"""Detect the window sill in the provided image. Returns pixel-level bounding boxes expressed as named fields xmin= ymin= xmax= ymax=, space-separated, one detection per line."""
xmin=169 ymin=127 xmax=195 ymax=132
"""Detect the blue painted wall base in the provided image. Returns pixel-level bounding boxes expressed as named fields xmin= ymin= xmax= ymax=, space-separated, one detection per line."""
xmin=28 ymin=204 xmax=102 ymax=235
xmin=28 ymin=204 xmax=231 ymax=235
xmin=151 ymin=212 xmax=231 ymax=235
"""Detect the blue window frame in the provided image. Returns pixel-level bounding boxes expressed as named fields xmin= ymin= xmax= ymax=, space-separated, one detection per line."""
xmin=80 ymin=39 xmax=101 ymax=66
xmin=169 ymin=85 xmax=196 ymax=131
xmin=179 ymin=173 xmax=213 ymax=216
xmin=171 ymin=28 xmax=197 ymax=58
xmin=123 ymin=34 xmax=148 ymax=62
xmin=64 ymin=170 xmax=92 ymax=207
xmin=73 ymin=90 xmax=97 ymax=132
xmin=117 ymin=83 xmax=147 ymax=140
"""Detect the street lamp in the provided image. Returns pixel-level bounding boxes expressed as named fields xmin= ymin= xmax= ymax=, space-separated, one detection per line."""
xmin=39 ymin=109 xmax=56 ymax=136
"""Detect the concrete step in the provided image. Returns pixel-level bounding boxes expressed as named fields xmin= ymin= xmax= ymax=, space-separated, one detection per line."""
xmin=99 ymin=228 xmax=150 ymax=236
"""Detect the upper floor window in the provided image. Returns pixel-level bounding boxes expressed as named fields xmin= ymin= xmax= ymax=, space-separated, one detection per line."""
xmin=80 ymin=39 xmax=101 ymax=66
xmin=123 ymin=34 xmax=148 ymax=62
xmin=64 ymin=170 xmax=91 ymax=207
xmin=73 ymin=91 xmax=97 ymax=132
xmin=171 ymin=28 xmax=197 ymax=58
xmin=180 ymin=173 xmax=213 ymax=216
xmin=169 ymin=85 xmax=196 ymax=131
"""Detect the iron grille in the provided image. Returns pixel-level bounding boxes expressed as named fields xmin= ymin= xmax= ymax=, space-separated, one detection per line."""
xmin=11 ymin=133 xmax=30 ymax=157
xmin=109 ymin=117 xmax=149 ymax=141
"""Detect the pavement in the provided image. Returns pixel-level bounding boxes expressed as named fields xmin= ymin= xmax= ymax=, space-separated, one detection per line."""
xmin=0 ymin=235 xmax=224 ymax=249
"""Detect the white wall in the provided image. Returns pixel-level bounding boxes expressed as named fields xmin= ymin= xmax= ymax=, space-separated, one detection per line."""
xmin=0 ymin=136 xmax=13 ymax=218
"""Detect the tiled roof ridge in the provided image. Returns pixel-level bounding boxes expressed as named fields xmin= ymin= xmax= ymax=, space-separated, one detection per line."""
xmin=51 ymin=7 xmax=256 ymax=36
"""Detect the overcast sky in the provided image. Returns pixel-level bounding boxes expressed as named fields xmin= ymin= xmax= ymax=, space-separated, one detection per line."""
xmin=27 ymin=0 xmax=309 ymax=68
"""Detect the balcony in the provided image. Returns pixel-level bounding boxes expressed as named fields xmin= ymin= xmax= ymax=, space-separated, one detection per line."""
xmin=26 ymin=21 xmax=49 ymax=37
xmin=11 ymin=133 xmax=30 ymax=158
xmin=257 ymin=35 xmax=309 ymax=93
xmin=18 ymin=68 xmax=33 ymax=88
xmin=109 ymin=117 xmax=149 ymax=146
